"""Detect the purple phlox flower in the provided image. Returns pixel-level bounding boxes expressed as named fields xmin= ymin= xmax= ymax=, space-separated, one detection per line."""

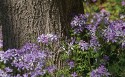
xmin=68 ymin=38 xmax=76 ymax=50
xmin=94 ymin=13 xmax=105 ymax=19
xmin=71 ymin=16 xmax=79 ymax=27
xmin=2 ymin=49 xmax=17 ymax=63
xmin=113 ymin=22 xmax=123 ymax=32
xmin=122 ymin=22 xmax=125 ymax=33
xmin=23 ymin=54 xmax=33 ymax=62
xmin=23 ymin=73 xmax=29 ymax=77
xmin=0 ymin=51 xmax=4 ymax=62
xmin=103 ymin=20 xmax=125 ymax=43
xmin=47 ymin=65 xmax=56 ymax=73
xmin=15 ymin=74 xmax=22 ymax=77
xmin=90 ymin=36 xmax=100 ymax=47
xmin=89 ymin=36 xmax=100 ymax=51
xmin=122 ymin=0 xmax=125 ymax=6
xmin=30 ymin=69 xmax=45 ymax=77
xmin=37 ymin=34 xmax=49 ymax=43
xmin=79 ymin=40 xmax=89 ymax=51
xmin=106 ymin=31 xmax=116 ymax=42
xmin=92 ymin=13 xmax=110 ymax=26
xmin=100 ymin=8 xmax=109 ymax=14
xmin=90 ymin=65 xmax=110 ymax=77
xmin=30 ymin=71 xmax=38 ymax=77
xmin=70 ymin=37 xmax=76 ymax=45
xmin=98 ymin=65 xmax=110 ymax=75
xmin=37 ymin=34 xmax=58 ymax=44
xmin=85 ymin=24 xmax=93 ymax=30
xmin=35 ymin=62 xmax=45 ymax=69
xmin=90 ymin=26 xmax=97 ymax=36
xmin=100 ymin=9 xmax=110 ymax=16
xmin=0 ymin=69 xmax=10 ymax=77
xmin=46 ymin=34 xmax=58 ymax=41
xmin=79 ymin=14 xmax=87 ymax=21
xmin=0 ymin=43 xmax=49 ymax=77
xmin=73 ymin=28 xmax=84 ymax=34
xmin=103 ymin=55 xmax=109 ymax=61
xmin=85 ymin=24 xmax=97 ymax=36
xmin=103 ymin=25 xmax=116 ymax=42
xmin=104 ymin=17 xmax=109 ymax=24
xmin=93 ymin=13 xmax=103 ymax=21
xmin=85 ymin=13 xmax=90 ymax=18
xmin=68 ymin=61 xmax=75 ymax=69
xmin=38 ymin=51 xmax=47 ymax=58
xmin=19 ymin=43 xmax=40 ymax=54
xmin=71 ymin=72 xmax=78 ymax=77
xmin=100 ymin=9 xmax=107 ymax=13
xmin=93 ymin=13 xmax=98 ymax=18
xmin=71 ymin=14 xmax=87 ymax=33
xmin=4 ymin=67 xmax=13 ymax=72
xmin=0 ymin=39 xmax=3 ymax=48
xmin=92 ymin=0 xmax=97 ymax=2
xmin=23 ymin=43 xmax=40 ymax=49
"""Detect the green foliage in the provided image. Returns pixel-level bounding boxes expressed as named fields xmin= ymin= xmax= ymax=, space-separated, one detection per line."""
xmin=83 ymin=0 xmax=125 ymax=20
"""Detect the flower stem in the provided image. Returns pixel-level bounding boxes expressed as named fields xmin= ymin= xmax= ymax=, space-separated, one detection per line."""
xmin=88 ymin=50 xmax=92 ymax=71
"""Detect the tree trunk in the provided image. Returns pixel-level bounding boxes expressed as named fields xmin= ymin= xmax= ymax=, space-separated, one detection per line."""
xmin=0 ymin=0 xmax=84 ymax=71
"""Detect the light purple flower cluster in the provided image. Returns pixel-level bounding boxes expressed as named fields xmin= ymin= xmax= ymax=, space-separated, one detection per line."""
xmin=0 ymin=69 xmax=11 ymax=77
xmin=68 ymin=61 xmax=75 ymax=69
xmin=79 ymin=40 xmax=89 ymax=51
xmin=71 ymin=12 xmax=110 ymax=35
xmin=47 ymin=65 xmax=56 ymax=73
xmin=71 ymin=12 xmax=125 ymax=51
xmin=78 ymin=36 xmax=100 ymax=51
xmin=86 ymin=24 xmax=97 ymax=37
xmin=70 ymin=14 xmax=87 ymax=33
xmin=89 ymin=36 xmax=100 ymax=51
xmin=72 ymin=13 xmax=109 ymax=51
xmin=103 ymin=20 xmax=125 ymax=45
xmin=0 ymin=43 xmax=51 ymax=77
xmin=37 ymin=34 xmax=58 ymax=44
xmin=90 ymin=65 xmax=110 ymax=77
xmin=85 ymin=13 xmax=109 ymax=36
xmin=71 ymin=72 xmax=77 ymax=77
xmin=4 ymin=67 xmax=13 ymax=73
xmin=0 ymin=39 xmax=3 ymax=48
xmin=122 ymin=0 xmax=125 ymax=6
xmin=92 ymin=0 xmax=97 ymax=2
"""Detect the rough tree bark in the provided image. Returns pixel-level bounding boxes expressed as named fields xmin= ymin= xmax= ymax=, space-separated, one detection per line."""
xmin=0 ymin=0 xmax=84 ymax=70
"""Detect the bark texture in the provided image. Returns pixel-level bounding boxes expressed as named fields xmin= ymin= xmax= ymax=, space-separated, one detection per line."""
xmin=0 ymin=0 xmax=84 ymax=70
